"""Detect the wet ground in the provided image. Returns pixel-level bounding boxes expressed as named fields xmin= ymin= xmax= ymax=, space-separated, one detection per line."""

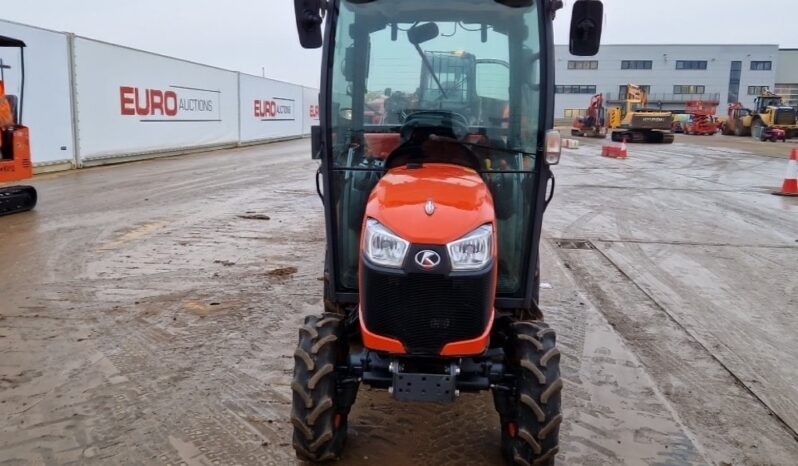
xmin=1 ymin=135 xmax=797 ymax=465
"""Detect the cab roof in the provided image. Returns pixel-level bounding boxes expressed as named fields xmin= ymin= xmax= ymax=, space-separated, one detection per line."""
xmin=0 ymin=36 xmax=26 ymax=48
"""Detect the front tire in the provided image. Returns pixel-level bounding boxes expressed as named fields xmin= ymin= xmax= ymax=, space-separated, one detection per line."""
xmin=499 ymin=321 xmax=563 ymax=466
xmin=751 ymin=119 xmax=764 ymax=140
xmin=291 ymin=314 xmax=349 ymax=462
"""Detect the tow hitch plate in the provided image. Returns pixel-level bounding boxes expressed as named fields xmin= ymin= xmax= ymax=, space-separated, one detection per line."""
xmin=392 ymin=371 xmax=457 ymax=403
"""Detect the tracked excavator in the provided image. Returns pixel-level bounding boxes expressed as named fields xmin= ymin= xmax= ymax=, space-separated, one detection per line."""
xmin=571 ymin=93 xmax=607 ymax=138
xmin=608 ymin=84 xmax=674 ymax=144
xmin=0 ymin=35 xmax=36 ymax=216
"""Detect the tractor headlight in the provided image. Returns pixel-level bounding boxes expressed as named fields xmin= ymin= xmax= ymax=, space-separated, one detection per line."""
xmin=364 ymin=219 xmax=409 ymax=268
xmin=447 ymin=225 xmax=493 ymax=271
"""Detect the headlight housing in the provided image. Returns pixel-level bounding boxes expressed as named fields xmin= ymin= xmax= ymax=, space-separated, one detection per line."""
xmin=447 ymin=225 xmax=493 ymax=271
xmin=364 ymin=219 xmax=409 ymax=268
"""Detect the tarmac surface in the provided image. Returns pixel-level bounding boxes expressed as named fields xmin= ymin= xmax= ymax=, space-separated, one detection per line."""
xmin=1 ymin=135 xmax=797 ymax=465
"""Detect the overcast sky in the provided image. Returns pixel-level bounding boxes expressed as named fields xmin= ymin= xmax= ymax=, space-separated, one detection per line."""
xmin=2 ymin=1 xmax=796 ymax=88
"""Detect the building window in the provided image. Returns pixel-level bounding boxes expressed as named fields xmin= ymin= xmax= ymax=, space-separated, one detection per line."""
xmin=750 ymin=61 xmax=772 ymax=71
xmin=675 ymin=60 xmax=708 ymax=70
xmin=555 ymin=85 xmax=597 ymax=94
xmin=621 ymin=60 xmax=652 ymax=70
xmin=748 ymin=86 xmax=770 ymax=95
xmin=564 ymin=109 xmax=587 ymax=118
xmin=775 ymin=83 xmax=798 ymax=108
xmin=674 ymin=85 xmax=706 ymax=94
xmin=728 ymin=61 xmax=741 ymax=103
xmin=619 ymin=85 xmax=650 ymax=97
xmin=568 ymin=60 xmax=598 ymax=70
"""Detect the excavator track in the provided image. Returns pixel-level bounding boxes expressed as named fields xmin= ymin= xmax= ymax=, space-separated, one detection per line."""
xmin=0 ymin=185 xmax=38 ymax=217
xmin=612 ymin=130 xmax=674 ymax=144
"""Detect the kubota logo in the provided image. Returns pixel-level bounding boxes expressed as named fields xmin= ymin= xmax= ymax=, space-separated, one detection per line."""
xmin=254 ymin=98 xmax=295 ymax=121
xmin=120 ymin=85 xmax=220 ymax=122
xmin=414 ymin=250 xmax=441 ymax=270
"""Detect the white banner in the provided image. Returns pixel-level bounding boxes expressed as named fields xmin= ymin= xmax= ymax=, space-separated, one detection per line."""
xmin=238 ymin=74 xmax=304 ymax=143
xmin=303 ymin=86 xmax=320 ymax=135
xmin=0 ymin=20 xmax=74 ymax=166
xmin=73 ymin=37 xmax=239 ymax=160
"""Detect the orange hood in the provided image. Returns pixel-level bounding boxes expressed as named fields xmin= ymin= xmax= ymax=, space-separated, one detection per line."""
xmin=365 ymin=164 xmax=495 ymax=245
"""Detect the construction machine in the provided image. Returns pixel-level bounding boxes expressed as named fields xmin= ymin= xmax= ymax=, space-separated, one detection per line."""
xmin=290 ymin=0 xmax=604 ymax=464
xmin=721 ymin=103 xmax=752 ymax=136
xmin=608 ymin=84 xmax=674 ymax=143
xmin=722 ymin=91 xmax=797 ymax=139
xmin=417 ymin=51 xmax=479 ymax=121
xmin=750 ymin=91 xmax=796 ymax=139
xmin=0 ymin=35 xmax=36 ymax=216
xmin=380 ymin=50 xmax=509 ymax=126
xmin=571 ymin=93 xmax=607 ymax=138
xmin=682 ymin=100 xmax=719 ymax=136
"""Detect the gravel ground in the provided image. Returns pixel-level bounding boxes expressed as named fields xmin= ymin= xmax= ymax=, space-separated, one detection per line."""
xmin=1 ymin=136 xmax=797 ymax=465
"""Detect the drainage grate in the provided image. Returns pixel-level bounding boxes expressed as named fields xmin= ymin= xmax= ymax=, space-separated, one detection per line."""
xmin=554 ymin=239 xmax=595 ymax=250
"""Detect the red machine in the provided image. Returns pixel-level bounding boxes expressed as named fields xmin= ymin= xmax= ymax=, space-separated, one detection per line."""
xmin=0 ymin=35 xmax=37 ymax=216
xmin=683 ymin=100 xmax=719 ymax=136
xmin=571 ymin=94 xmax=607 ymax=138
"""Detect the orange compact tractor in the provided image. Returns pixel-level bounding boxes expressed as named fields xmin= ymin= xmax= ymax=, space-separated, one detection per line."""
xmin=0 ymin=35 xmax=36 ymax=216
xmin=571 ymin=93 xmax=607 ymax=138
xmin=290 ymin=1 xmax=603 ymax=464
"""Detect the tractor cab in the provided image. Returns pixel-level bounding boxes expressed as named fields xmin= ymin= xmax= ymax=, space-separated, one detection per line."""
xmin=321 ymin=2 xmax=549 ymax=299
xmin=0 ymin=35 xmax=37 ymax=217
xmin=754 ymin=91 xmax=784 ymax=114
xmin=290 ymin=1 xmax=602 ymax=463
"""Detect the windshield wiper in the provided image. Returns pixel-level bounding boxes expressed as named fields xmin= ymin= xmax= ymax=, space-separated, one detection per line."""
xmin=414 ymin=45 xmax=447 ymax=99
xmin=429 ymin=134 xmax=535 ymax=156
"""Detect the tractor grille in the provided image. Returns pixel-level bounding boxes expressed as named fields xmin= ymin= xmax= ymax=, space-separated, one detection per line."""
xmin=775 ymin=108 xmax=796 ymax=126
xmin=362 ymin=266 xmax=493 ymax=354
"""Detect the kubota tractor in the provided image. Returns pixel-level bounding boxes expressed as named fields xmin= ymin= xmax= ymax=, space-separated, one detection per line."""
xmin=0 ymin=35 xmax=36 ymax=216
xmin=290 ymin=1 xmax=603 ymax=464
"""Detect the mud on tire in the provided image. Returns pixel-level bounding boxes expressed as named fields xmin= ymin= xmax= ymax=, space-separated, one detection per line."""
xmin=291 ymin=314 xmax=348 ymax=462
xmin=500 ymin=321 xmax=563 ymax=466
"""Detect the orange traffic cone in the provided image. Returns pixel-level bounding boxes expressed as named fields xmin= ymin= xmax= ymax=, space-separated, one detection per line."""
xmin=601 ymin=137 xmax=628 ymax=159
xmin=619 ymin=137 xmax=628 ymax=158
xmin=773 ymin=148 xmax=798 ymax=196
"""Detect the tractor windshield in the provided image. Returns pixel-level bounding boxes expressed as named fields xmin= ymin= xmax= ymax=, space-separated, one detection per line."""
xmin=329 ymin=0 xmax=543 ymax=295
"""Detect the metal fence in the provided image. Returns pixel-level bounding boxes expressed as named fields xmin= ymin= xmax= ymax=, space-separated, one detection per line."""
xmin=605 ymin=93 xmax=721 ymax=104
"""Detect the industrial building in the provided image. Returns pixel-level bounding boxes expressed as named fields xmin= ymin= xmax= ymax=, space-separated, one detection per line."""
xmin=554 ymin=44 xmax=798 ymax=119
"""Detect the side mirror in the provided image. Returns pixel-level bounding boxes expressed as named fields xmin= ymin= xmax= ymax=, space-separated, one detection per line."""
xmin=294 ymin=0 xmax=323 ymax=49
xmin=407 ymin=23 xmax=439 ymax=45
xmin=569 ymin=1 xmax=603 ymax=56
xmin=311 ymin=125 xmax=322 ymax=160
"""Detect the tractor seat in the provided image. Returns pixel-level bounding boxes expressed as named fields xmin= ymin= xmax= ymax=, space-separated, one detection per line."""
xmin=0 ymin=94 xmax=15 ymax=128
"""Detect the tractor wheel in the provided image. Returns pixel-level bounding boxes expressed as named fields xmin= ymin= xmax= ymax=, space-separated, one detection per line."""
xmin=751 ymin=119 xmax=764 ymax=140
xmin=291 ymin=314 xmax=349 ymax=462
xmin=499 ymin=321 xmax=563 ymax=466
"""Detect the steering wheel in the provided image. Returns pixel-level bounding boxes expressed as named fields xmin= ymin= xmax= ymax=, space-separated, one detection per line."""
xmin=385 ymin=110 xmax=480 ymax=171
xmin=399 ymin=110 xmax=470 ymax=142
